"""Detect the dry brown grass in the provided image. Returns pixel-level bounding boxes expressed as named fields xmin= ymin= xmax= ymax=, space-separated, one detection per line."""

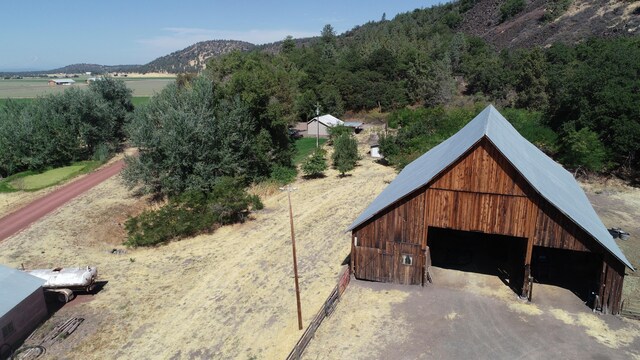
xmin=0 ymin=130 xmax=395 ymax=359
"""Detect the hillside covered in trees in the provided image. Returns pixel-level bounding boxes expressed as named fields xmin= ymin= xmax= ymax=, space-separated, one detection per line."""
xmin=203 ymin=0 xmax=640 ymax=179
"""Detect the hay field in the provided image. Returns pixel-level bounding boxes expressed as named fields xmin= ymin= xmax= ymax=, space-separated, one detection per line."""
xmin=0 ymin=131 xmax=396 ymax=359
xmin=0 ymin=78 xmax=172 ymax=99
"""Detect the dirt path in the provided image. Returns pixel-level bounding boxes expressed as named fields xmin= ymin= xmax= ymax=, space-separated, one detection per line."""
xmin=0 ymin=160 xmax=124 ymax=241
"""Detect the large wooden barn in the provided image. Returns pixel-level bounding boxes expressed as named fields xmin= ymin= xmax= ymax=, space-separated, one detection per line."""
xmin=348 ymin=105 xmax=633 ymax=314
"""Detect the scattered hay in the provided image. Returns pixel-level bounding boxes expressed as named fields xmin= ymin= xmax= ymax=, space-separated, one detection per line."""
xmin=445 ymin=311 xmax=458 ymax=320
xmin=576 ymin=313 xmax=640 ymax=349
xmin=549 ymin=308 xmax=575 ymax=325
xmin=507 ymin=301 xmax=543 ymax=316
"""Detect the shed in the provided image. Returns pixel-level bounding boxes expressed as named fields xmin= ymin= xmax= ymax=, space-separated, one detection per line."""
xmin=307 ymin=114 xmax=344 ymax=137
xmin=348 ymin=105 xmax=633 ymax=314
xmin=48 ymin=79 xmax=75 ymax=86
xmin=0 ymin=264 xmax=47 ymax=355
xmin=368 ymin=133 xmax=381 ymax=158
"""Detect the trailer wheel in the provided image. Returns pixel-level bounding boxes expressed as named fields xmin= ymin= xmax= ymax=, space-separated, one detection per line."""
xmin=56 ymin=289 xmax=75 ymax=303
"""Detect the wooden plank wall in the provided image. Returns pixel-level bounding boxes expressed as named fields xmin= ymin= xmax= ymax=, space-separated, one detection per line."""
xmin=352 ymin=137 xmax=626 ymax=311
xmin=535 ymin=200 xmax=594 ymax=252
xmin=430 ymin=139 xmax=528 ymax=196
xmin=599 ymin=254 xmax=626 ymax=314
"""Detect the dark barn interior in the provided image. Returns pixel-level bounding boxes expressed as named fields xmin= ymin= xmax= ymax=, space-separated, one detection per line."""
xmin=428 ymin=227 xmax=526 ymax=295
xmin=531 ymin=246 xmax=602 ymax=304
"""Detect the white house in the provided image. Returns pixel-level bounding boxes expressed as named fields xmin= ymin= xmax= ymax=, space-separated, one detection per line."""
xmin=307 ymin=114 xmax=344 ymax=137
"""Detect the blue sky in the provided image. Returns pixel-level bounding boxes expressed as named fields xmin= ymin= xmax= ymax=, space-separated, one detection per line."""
xmin=0 ymin=1 xmax=443 ymax=71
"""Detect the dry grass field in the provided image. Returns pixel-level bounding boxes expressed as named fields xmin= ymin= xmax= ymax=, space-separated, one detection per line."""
xmin=0 ymin=130 xmax=396 ymax=359
xmin=1 ymin=128 xmax=639 ymax=359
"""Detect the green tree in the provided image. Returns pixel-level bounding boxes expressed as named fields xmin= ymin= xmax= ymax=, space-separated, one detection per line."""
xmin=332 ymin=132 xmax=359 ymax=176
xmin=513 ymin=48 xmax=549 ymax=110
xmin=123 ymin=77 xmax=263 ymax=196
xmin=282 ymin=36 xmax=296 ymax=54
xmin=302 ymin=148 xmax=328 ymax=177
xmin=88 ymin=77 xmax=134 ymax=140
xmin=559 ymin=125 xmax=607 ymax=172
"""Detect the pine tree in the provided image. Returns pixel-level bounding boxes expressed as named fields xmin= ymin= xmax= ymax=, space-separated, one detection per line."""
xmin=302 ymin=148 xmax=328 ymax=177
xmin=332 ymin=133 xmax=359 ymax=176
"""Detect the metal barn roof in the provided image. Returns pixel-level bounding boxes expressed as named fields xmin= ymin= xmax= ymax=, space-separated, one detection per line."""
xmin=347 ymin=105 xmax=633 ymax=270
xmin=308 ymin=114 xmax=344 ymax=127
xmin=0 ymin=264 xmax=45 ymax=317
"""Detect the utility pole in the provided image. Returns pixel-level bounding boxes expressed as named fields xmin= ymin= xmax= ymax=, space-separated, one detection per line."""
xmin=281 ymin=185 xmax=303 ymax=330
xmin=315 ymin=103 xmax=320 ymax=148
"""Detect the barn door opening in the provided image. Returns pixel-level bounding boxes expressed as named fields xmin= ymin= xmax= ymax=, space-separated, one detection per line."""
xmin=531 ymin=246 xmax=601 ymax=305
xmin=427 ymin=227 xmax=527 ymax=295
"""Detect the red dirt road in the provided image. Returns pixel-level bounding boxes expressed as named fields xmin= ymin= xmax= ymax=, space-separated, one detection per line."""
xmin=0 ymin=160 xmax=125 ymax=241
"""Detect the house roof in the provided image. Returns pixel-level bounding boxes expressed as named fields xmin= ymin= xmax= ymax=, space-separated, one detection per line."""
xmin=347 ymin=105 xmax=633 ymax=270
xmin=308 ymin=114 xmax=344 ymax=127
xmin=0 ymin=264 xmax=45 ymax=317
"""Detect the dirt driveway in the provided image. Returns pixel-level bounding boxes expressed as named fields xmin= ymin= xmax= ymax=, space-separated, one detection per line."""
xmin=305 ymin=268 xmax=640 ymax=359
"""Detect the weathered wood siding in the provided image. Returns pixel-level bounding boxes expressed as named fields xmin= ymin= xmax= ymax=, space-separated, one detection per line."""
xmin=0 ymin=288 xmax=47 ymax=352
xmin=352 ymin=137 xmax=625 ymax=313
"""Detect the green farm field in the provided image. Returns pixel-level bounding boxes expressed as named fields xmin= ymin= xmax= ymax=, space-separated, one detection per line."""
xmin=0 ymin=77 xmax=173 ymax=99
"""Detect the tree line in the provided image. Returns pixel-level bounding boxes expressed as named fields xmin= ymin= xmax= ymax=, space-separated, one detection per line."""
xmin=203 ymin=1 xmax=639 ymax=177
xmin=0 ymin=78 xmax=133 ymax=178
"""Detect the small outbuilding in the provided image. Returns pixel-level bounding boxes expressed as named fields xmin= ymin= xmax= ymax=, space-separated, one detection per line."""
xmin=348 ymin=105 xmax=633 ymax=314
xmin=0 ymin=264 xmax=47 ymax=356
xmin=48 ymin=79 xmax=75 ymax=86
xmin=307 ymin=114 xmax=344 ymax=137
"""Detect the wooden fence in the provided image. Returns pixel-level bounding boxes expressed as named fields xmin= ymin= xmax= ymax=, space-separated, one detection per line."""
xmin=286 ymin=267 xmax=351 ymax=360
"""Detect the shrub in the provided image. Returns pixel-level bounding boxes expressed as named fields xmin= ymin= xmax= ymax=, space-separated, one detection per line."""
xmin=541 ymin=0 xmax=572 ymax=22
xmin=270 ymin=165 xmax=298 ymax=185
xmin=327 ymin=124 xmax=352 ymax=142
xmin=124 ymin=177 xmax=262 ymax=247
xmin=500 ymin=0 xmax=526 ymax=22
xmin=302 ymin=148 xmax=328 ymax=177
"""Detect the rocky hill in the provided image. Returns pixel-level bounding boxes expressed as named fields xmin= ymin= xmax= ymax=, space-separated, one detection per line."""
xmin=460 ymin=0 xmax=640 ymax=50
xmin=137 ymin=40 xmax=256 ymax=73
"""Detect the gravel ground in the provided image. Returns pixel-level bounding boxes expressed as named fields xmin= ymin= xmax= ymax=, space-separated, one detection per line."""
xmin=305 ymin=270 xmax=640 ymax=360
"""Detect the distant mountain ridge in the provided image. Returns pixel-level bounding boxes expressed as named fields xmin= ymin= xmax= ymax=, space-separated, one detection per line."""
xmin=2 ymin=0 xmax=638 ymax=76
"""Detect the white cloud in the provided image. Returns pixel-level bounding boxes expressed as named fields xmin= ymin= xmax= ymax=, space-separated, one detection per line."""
xmin=137 ymin=27 xmax=317 ymax=53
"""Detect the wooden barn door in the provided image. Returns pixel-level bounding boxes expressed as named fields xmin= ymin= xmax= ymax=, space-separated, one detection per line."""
xmin=389 ymin=242 xmax=423 ymax=285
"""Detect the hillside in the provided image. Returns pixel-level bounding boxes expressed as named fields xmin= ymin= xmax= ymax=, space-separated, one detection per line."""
xmin=460 ymin=0 xmax=640 ymax=50
xmin=138 ymin=40 xmax=256 ymax=73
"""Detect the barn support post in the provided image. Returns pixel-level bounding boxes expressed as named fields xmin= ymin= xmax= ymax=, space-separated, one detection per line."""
xmin=422 ymin=246 xmax=432 ymax=287
xmin=351 ymin=233 xmax=355 ymax=275
xmin=521 ymin=236 xmax=535 ymax=300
